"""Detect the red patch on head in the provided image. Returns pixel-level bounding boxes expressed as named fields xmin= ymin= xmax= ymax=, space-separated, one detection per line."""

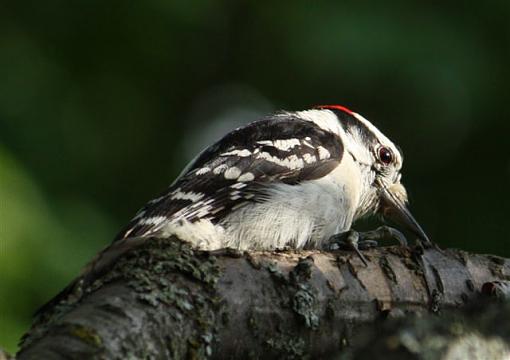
xmin=314 ymin=104 xmax=354 ymax=115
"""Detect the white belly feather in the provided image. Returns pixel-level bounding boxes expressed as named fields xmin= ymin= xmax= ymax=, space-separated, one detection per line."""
xmin=160 ymin=153 xmax=363 ymax=251
xmin=221 ymin=154 xmax=362 ymax=250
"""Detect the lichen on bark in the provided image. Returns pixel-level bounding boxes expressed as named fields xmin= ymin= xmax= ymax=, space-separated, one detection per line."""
xmin=16 ymin=236 xmax=510 ymax=359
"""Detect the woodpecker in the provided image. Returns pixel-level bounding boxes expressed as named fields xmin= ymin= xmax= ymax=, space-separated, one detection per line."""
xmin=37 ymin=105 xmax=430 ymax=316
xmin=115 ymin=105 xmax=429 ymax=251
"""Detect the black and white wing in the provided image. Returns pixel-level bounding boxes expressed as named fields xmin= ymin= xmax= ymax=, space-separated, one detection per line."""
xmin=114 ymin=115 xmax=344 ymax=241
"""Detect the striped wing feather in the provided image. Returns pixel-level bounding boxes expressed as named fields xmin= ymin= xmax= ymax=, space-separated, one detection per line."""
xmin=114 ymin=116 xmax=344 ymax=241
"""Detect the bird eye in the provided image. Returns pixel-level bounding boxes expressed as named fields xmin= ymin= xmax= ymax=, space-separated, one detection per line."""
xmin=378 ymin=146 xmax=393 ymax=165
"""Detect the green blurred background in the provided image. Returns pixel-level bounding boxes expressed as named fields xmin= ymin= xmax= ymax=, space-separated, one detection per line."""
xmin=1 ymin=0 xmax=509 ymax=353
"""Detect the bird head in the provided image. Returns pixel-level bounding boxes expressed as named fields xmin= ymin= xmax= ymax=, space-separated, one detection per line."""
xmin=316 ymin=105 xmax=430 ymax=246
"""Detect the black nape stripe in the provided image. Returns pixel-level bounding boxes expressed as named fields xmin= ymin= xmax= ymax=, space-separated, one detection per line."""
xmin=328 ymin=109 xmax=379 ymax=146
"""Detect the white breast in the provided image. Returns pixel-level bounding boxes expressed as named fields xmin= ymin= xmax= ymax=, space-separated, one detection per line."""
xmin=220 ymin=154 xmax=363 ymax=250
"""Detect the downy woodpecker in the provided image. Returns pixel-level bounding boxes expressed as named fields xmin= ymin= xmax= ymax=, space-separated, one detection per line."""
xmin=37 ymin=105 xmax=430 ymax=315
xmin=116 ymin=104 xmax=429 ymax=251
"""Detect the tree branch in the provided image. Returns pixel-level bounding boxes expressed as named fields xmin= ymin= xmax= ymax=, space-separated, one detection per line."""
xmin=343 ymin=298 xmax=510 ymax=359
xmin=16 ymin=237 xmax=510 ymax=359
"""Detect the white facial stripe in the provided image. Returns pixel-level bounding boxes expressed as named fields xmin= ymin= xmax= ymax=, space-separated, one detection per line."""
xmin=351 ymin=112 xmax=388 ymax=143
xmin=351 ymin=112 xmax=400 ymax=162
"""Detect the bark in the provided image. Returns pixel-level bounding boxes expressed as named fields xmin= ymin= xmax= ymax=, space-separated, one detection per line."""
xmin=16 ymin=237 xmax=510 ymax=359
xmin=342 ymin=298 xmax=510 ymax=360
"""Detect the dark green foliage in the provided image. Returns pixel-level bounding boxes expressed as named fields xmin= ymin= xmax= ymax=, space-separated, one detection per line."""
xmin=0 ymin=1 xmax=509 ymax=352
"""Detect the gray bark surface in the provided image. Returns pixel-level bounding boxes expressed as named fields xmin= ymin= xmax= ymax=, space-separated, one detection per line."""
xmin=16 ymin=237 xmax=510 ymax=359
xmin=342 ymin=299 xmax=510 ymax=359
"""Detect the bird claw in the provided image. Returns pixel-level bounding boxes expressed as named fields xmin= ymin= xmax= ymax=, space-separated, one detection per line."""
xmin=327 ymin=231 xmax=372 ymax=266
xmin=327 ymin=226 xmax=409 ymax=266
xmin=359 ymin=225 xmax=408 ymax=247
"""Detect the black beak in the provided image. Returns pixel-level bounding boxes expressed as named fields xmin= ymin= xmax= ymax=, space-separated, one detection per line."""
xmin=379 ymin=183 xmax=431 ymax=246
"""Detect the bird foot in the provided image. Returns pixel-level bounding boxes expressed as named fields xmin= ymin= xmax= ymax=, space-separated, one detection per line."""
xmin=327 ymin=226 xmax=408 ymax=266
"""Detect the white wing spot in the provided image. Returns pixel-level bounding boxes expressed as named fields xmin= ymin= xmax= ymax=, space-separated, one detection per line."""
xmin=196 ymin=167 xmax=211 ymax=175
xmin=302 ymin=139 xmax=314 ymax=148
xmin=237 ymin=172 xmax=255 ymax=182
xmin=230 ymin=190 xmax=242 ymax=200
xmin=303 ymin=153 xmax=317 ymax=164
xmin=123 ymin=228 xmax=135 ymax=238
xmin=272 ymin=139 xmax=301 ymax=151
xmin=147 ymin=195 xmax=166 ymax=204
xmin=171 ymin=190 xmax=204 ymax=202
xmin=317 ymin=146 xmax=331 ymax=160
xmin=138 ymin=216 xmax=167 ymax=226
xmin=194 ymin=207 xmax=211 ymax=219
xmin=257 ymin=139 xmax=300 ymax=151
xmin=132 ymin=210 xmax=146 ymax=220
xmin=209 ymin=206 xmax=225 ymax=214
xmin=224 ymin=167 xmax=242 ymax=179
xmin=231 ymin=182 xmax=247 ymax=189
xmin=256 ymin=152 xmax=304 ymax=170
xmin=213 ymin=164 xmax=228 ymax=174
xmin=202 ymin=198 xmax=215 ymax=205
xmin=221 ymin=149 xmax=252 ymax=157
